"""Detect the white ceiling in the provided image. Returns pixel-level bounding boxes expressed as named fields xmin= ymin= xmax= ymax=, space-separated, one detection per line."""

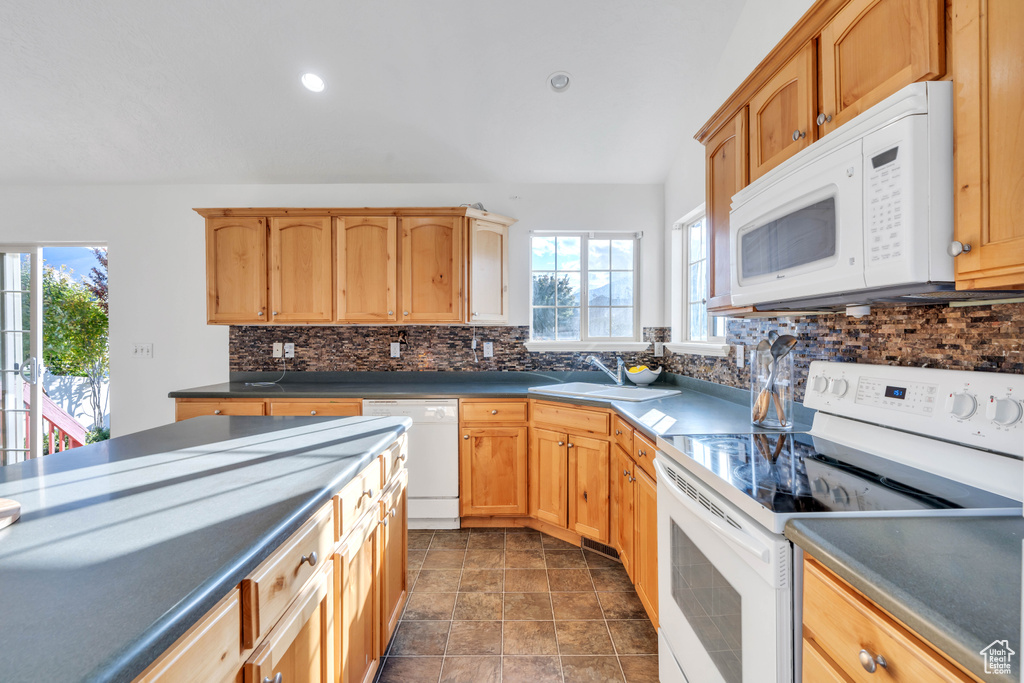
xmin=0 ymin=0 xmax=747 ymax=185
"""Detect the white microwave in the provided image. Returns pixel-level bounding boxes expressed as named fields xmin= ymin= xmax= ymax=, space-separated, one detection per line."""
xmin=729 ymin=81 xmax=957 ymax=310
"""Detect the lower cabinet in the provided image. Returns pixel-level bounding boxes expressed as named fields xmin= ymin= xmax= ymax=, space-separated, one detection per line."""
xmin=529 ymin=427 xmax=570 ymax=527
xmin=380 ymin=473 xmax=409 ymax=647
xmin=460 ymin=426 xmax=529 ymax=516
xmin=611 ymin=444 xmax=636 ymax=581
xmin=634 ymin=466 xmax=659 ymax=627
xmin=340 ymin=512 xmax=380 ymax=683
xmin=567 ymin=434 xmax=610 ymax=543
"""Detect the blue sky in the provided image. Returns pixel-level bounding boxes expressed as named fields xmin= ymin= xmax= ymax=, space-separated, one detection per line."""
xmin=43 ymin=247 xmax=104 ymax=283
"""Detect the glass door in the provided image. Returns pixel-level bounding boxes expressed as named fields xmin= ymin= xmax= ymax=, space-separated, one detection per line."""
xmin=0 ymin=248 xmax=42 ymax=465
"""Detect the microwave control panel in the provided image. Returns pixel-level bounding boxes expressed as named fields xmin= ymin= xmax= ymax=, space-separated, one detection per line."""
xmin=866 ymin=145 xmax=905 ymax=264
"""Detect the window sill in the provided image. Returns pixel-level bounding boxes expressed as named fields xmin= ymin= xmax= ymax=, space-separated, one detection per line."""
xmin=664 ymin=341 xmax=731 ymax=357
xmin=524 ymin=341 xmax=652 ymax=353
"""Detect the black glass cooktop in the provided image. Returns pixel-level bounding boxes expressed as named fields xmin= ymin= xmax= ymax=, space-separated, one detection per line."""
xmin=667 ymin=432 xmax=1020 ymax=516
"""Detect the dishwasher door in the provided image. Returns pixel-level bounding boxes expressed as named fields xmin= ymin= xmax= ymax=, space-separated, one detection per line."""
xmin=363 ymin=399 xmax=460 ymax=529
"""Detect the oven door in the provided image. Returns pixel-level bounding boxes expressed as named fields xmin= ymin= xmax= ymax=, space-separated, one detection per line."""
xmin=655 ymin=458 xmax=794 ymax=683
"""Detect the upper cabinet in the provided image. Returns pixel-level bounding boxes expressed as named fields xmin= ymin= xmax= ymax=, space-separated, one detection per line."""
xmin=952 ymin=0 xmax=1024 ymax=290
xmin=467 ymin=219 xmax=510 ymax=325
xmin=269 ymin=217 xmax=333 ymax=323
xmin=706 ymin=109 xmax=749 ymax=313
xmin=336 ymin=216 xmax=398 ymax=323
xmin=206 ymin=217 xmax=267 ymax=323
xmin=749 ymin=42 xmax=817 ymax=181
xmin=401 ymin=216 xmax=463 ymax=323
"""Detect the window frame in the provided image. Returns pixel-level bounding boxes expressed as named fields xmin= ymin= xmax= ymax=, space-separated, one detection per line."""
xmin=667 ymin=205 xmax=730 ymax=357
xmin=524 ymin=230 xmax=650 ymax=352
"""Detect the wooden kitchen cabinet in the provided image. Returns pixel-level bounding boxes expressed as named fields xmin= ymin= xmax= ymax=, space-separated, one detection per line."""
xmin=467 ymin=218 xmax=509 ymax=324
xmin=706 ymin=109 xmax=749 ymax=313
xmin=206 ymin=217 xmax=267 ymax=324
xmin=529 ymin=427 xmax=569 ymax=527
xmin=267 ymin=399 xmax=362 ymax=417
xmin=611 ymin=444 xmax=636 ymax=581
xmin=952 ymin=0 xmax=1024 ymax=290
xmin=269 ymin=217 xmax=333 ymax=323
xmin=340 ymin=512 xmax=380 ymax=683
xmin=335 ymin=216 xmax=398 ymax=323
xmin=380 ymin=473 xmax=408 ymax=650
xmin=401 ymin=216 xmax=463 ymax=323
xmin=634 ymin=466 xmax=659 ymax=627
xmin=175 ymin=399 xmax=266 ymax=421
xmin=461 ymin=426 xmax=529 ymax=516
xmin=567 ymin=434 xmax=610 ymax=543
xmin=748 ymin=42 xmax=817 ymax=181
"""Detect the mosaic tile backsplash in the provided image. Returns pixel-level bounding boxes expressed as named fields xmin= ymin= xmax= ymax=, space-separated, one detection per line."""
xmin=230 ymin=302 xmax=1024 ymax=402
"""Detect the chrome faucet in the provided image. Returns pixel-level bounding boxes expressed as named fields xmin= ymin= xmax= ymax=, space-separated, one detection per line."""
xmin=587 ymin=355 xmax=625 ymax=386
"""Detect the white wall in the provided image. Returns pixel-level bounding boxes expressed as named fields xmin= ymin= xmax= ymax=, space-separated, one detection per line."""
xmin=0 ymin=183 xmax=663 ymax=437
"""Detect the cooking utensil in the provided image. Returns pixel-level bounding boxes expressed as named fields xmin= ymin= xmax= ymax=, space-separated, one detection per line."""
xmin=753 ymin=433 xmax=772 ymax=461
xmin=771 ymin=433 xmax=787 ymax=462
xmin=768 ymin=330 xmax=779 ymax=343
xmin=751 ymin=340 xmax=773 ymax=421
xmin=754 ymin=335 xmax=797 ymax=423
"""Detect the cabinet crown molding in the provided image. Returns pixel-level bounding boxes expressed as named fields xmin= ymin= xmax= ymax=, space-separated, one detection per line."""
xmin=194 ymin=206 xmax=517 ymax=226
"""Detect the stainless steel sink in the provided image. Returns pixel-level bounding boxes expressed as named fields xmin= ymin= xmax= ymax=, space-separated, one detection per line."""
xmin=528 ymin=382 xmax=680 ymax=402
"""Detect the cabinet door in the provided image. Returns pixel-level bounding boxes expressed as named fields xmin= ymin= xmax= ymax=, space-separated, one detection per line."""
xmin=568 ymin=434 xmax=610 ymax=543
xmin=634 ymin=467 xmax=658 ymax=627
xmin=461 ymin=426 xmax=529 ymax=516
xmin=748 ymin=42 xmax=816 ymax=181
xmin=269 ymin=217 xmax=333 ymax=323
xmin=244 ymin=562 xmax=335 ymax=683
xmin=380 ymin=479 xmax=408 ymax=651
xmin=341 ymin=518 xmax=379 ymax=683
xmin=206 ymin=217 xmax=267 ymax=324
xmin=467 ymin=219 xmax=509 ymax=324
xmin=705 ymin=108 xmax=749 ymax=313
xmin=953 ymin=0 xmax=1024 ymax=289
xmin=529 ymin=427 xmax=568 ymax=528
xmin=401 ymin=216 xmax=463 ymax=323
xmin=336 ymin=216 xmax=398 ymax=322
xmin=819 ymin=0 xmax=944 ymax=135
xmin=610 ymin=445 xmax=636 ymax=581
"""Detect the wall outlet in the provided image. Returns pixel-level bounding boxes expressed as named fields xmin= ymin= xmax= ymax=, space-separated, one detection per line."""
xmin=654 ymin=342 xmax=664 ymax=357
xmin=132 ymin=343 xmax=154 ymax=359
xmin=483 ymin=341 xmax=494 ymax=358
xmin=272 ymin=342 xmax=283 ymax=358
xmin=735 ymin=344 xmax=745 ymax=368
xmin=284 ymin=343 xmax=295 ymax=359
xmin=390 ymin=342 xmax=401 ymax=358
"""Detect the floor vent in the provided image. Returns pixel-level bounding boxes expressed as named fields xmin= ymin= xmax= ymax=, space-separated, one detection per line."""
xmin=582 ymin=537 xmax=619 ymax=560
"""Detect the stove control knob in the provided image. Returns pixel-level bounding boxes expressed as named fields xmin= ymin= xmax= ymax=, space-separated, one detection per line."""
xmin=829 ymin=378 xmax=849 ymax=397
xmin=986 ymin=397 xmax=1023 ymax=426
xmin=812 ymin=477 xmax=830 ymax=495
xmin=946 ymin=392 xmax=978 ymax=419
xmin=810 ymin=375 xmax=829 ymax=393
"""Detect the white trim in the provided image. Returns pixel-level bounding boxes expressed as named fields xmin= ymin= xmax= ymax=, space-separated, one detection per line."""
xmin=664 ymin=341 xmax=732 ymax=357
xmin=524 ymin=341 xmax=652 ymax=353
xmin=673 ymin=203 xmax=706 ymax=230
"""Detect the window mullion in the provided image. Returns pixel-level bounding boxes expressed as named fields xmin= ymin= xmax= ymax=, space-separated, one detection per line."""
xmin=580 ymin=234 xmax=589 ymax=342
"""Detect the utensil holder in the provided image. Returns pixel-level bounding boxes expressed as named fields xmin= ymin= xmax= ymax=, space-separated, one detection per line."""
xmin=750 ymin=348 xmax=794 ymax=429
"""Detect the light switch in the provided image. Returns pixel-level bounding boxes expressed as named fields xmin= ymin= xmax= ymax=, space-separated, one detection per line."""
xmin=284 ymin=343 xmax=295 ymax=358
xmin=483 ymin=341 xmax=494 ymax=358
xmin=390 ymin=342 xmax=401 ymax=358
xmin=272 ymin=342 xmax=283 ymax=358
xmin=654 ymin=342 xmax=664 ymax=357
xmin=132 ymin=343 xmax=154 ymax=359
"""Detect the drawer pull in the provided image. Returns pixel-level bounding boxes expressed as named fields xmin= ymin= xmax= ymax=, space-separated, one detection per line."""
xmin=398 ymin=453 xmax=407 ymax=462
xmin=360 ymin=489 xmax=373 ymax=500
xmin=390 ymin=508 xmax=397 ymax=518
xmin=858 ymin=649 xmax=887 ymax=673
xmin=310 ymin=410 xmax=317 ymax=415
xmin=638 ymin=449 xmax=646 ymax=457
xmin=213 ymin=409 xmax=222 ymax=415
xmin=628 ymin=475 xmax=635 ymax=482
xmin=299 ymin=551 xmax=318 ymax=567
xmin=623 ymin=469 xmax=629 ymax=477
xmin=491 ymin=409 xmax=498 ymax=414
xmin=615 ymin=429 xmax=621 ymax=435
xmin=383 ymin=517 xmax=389 ymax=527
xmin=263 ymin=673 xmax=283 ymax=683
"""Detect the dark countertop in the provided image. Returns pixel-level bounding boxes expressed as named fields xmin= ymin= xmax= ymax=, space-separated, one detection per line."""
xmin=0 ymin=415 xmax=410 ymax=683
xmin=786 ymin=516 xmax=1023 ymax=683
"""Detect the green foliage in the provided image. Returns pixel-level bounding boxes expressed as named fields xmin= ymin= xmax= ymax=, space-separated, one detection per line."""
xmin=531 ymin=273 xmax=579 ymax=307
xmin=43 ymin=266 xmax=109 ymax=377
xmin=86 ymin=426 xmax=110 ymax=443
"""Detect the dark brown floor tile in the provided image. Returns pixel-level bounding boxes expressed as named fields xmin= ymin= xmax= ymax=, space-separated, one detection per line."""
xmin=377 ymin=656 xmax=444 ymax=683
xmin=467 ymin=532 xmax=506 ymax=549
xmin=505 ymin=549 xmax=546 ymax=568
xmin=548 ymin=568 xmax=594 ymax=592
xmin=503 ymin=621 xmax=558 ymax=654
xmin=503 ymin=592 xmax=553 ymax=620
xmin=463 ymin=549 xmax=504 ymax=569
xmin=561 ymin=656 xmax=625 ymax=682
xmin=608 ymin=620 xmax=659 ymax=654
xmin=403 ymin=592 xmax=456 ymax=620
xmin=598 ymin=592 xmax=648 ymax=620
xmin=544 ymin=549 xmax=587 ymax=568
xmin=583 ymin=549 xmax=620 ymax=568
xmin=541 ymin=534 xmax=577 ymax=550
xmin=446 ymin=620 xmax=502 ymax=655
xmin=407 ymin=548 xmax=427 ymax=570
xmin=556 ymin=620 xmax=615 ymax=655
xmin=407 ymin=569 xmax=419 ymax=592
xmin=505 ymin=532 xmax=543 ymax=550
xmin=618 ymin=655 xmax=659 ymax=682
xmin=590 ymin=566 xmax=634 ymax=592
xmin=440 ymin=655 xmax=501 ymax=683
xmin=422 ymin=549 xmax=466 ymax=569
xmin=413 ymin=569 xmax=462 ymax=592
xmin=459 ymin=569 xmax=503 ymax=592
xmin=550 ymin=591 xmax=604 ymax=620
xmin=407 ymin=530 xmax=435 ymax=549
xmin=430 ymin=532 xmax=470 ymax=549
xmin=501 ymin=656 xmax=563 ymax=683
xmin=453 ymin=592 xmax=503 ymax=620
xmin=505 ymin=569 xmax=549 ymax=592
xmin=390 ymin=620 xmax=450 ymax=655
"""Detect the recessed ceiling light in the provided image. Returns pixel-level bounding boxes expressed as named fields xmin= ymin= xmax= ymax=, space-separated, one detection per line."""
xmin=301 ymin=73 xmax=325 ymax=93
xmin=548 ymin=71 xmax=571 ymax=93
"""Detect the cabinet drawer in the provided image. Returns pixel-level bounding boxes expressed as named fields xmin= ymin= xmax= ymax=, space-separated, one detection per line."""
xmin=175 ymin=400 xmax=265 ymax=421
xmin=135 ymin=589 xmax=241 ymax=682
xmin=381 ymin=435 xmax=408 ymax=488
xmin=241 ymin=500 xmax=335 ymax=648
xmin=337 ymin=459 xmax=383 ymax=536
xmin=803 ymin=557 xmax=975 ymax=683
xmin=531 ymin=401 xmax=610 ymax=436
xmin=633 ymin=432 xmax=657 ymax=480
xmin=612 ymin=415 xmax=634 ymax=453
xmin=268 ymin=400 xmax=361 ymax=417
xmin=460 ymin=399 xmax=528 ymax=424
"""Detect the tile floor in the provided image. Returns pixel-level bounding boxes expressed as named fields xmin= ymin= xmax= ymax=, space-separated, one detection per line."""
xmin=375 ymin=527 xmax=658 ymax=683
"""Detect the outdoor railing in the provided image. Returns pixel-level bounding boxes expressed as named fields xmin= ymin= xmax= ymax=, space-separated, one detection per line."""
xmin=23 ymin=384 xmax=87 ymax=454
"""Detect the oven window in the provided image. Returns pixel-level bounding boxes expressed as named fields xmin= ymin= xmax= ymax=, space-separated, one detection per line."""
xmin=671 ymin=521 xmax=743 ymax=682
xmin=740 ymin=197 xmax=836 ymax=278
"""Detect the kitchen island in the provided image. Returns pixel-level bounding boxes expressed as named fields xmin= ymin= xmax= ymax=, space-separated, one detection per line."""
xmin=0 ymin=414 xmax=410 ymax=683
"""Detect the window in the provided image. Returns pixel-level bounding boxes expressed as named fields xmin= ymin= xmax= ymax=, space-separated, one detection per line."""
xmin=669 ymin=206 xmax=729 ymax=355
xmin=530 ymin=233 xmax=641 ymax=345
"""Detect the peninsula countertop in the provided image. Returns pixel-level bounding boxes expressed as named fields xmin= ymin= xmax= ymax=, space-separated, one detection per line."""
xmin=0 ymin=415 xmax=410 ymax=683
xmin=786 ymin=515 xmax=1023 ymax=683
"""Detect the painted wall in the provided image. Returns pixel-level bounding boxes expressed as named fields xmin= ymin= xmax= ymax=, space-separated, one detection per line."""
xmin=0 ymin=183 xmax=664 ymax=436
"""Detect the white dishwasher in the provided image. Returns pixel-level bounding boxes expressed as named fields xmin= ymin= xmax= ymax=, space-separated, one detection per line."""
xmin=363 ymin=399 xmax=460 ymax=529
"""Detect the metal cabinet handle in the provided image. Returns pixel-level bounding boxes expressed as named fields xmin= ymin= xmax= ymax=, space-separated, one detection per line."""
xmin=404 ymin=311 xmax=409 ymax=316
xmin=638 ymin=450 xmax=646 ymax=457
xmin=791 ymin=129 xmax=806 ymax=141
xmin=623 ymin=469 xmax=629 ymax=477
xmin=310 ymin=410 xmax=317 ymax=415
xmin=816 ymin=113 xmax=832 ymax=125
xmin=628 ymin=475 xmax=635 ymax=482
xmin=272 ymin=311 xmax=278 ymax=316
xmin=257 ymin=311 xmax=264 ymax=316
xmin=948 ymin=241 xmax=972 ymax=257
xmin=360 ymin=489 xmax=373 ymax=501
xmin=567 ymin=443 xmax=574 ymax=448
xmin=464 ymin=434 xmax=470 ymax=440
xmin=213 ymin=409 xmax=222 ymax=415
xmin=388 ymin=310 xmax=394 ymax=316
xmin=383 ymin=517 xmax=389 ymax=527
xmin=398 ymin=453 xmax=407 ymax=462
xmin=263 ymin=673 xmax=283 ymax=683
xmin=472 ymin=312 xmax=479 ymax=318
xmin=858 ymin=649 xmax=887 ymax=673
xmin=299 ymin=551 xmax=318 ymax=567
xmin=615 ymin=429 xmax=621 ymax=435
xmin=390 ymin=508 xmax=397 ymax=518
xmin=558 ymin=441 xmax=565 ymax=446
xmin=491 ymin=410 xmax=498 ymax=415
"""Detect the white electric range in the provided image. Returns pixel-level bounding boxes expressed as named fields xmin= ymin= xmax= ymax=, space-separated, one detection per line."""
xmin=655 ymin=361 xmax=1024 ymax=683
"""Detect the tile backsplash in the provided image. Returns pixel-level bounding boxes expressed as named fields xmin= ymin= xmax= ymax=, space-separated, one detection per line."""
xmin=230 ymin=302 xmax=1024 ymax=402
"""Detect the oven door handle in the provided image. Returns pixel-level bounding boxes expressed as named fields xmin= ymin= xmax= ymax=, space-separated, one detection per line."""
xmin=655 ymin=459 xmax=771 ymax=564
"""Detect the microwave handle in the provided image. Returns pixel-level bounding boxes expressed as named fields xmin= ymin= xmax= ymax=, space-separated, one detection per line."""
xmin=654 ymin=459 xmax=771 ymax=563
